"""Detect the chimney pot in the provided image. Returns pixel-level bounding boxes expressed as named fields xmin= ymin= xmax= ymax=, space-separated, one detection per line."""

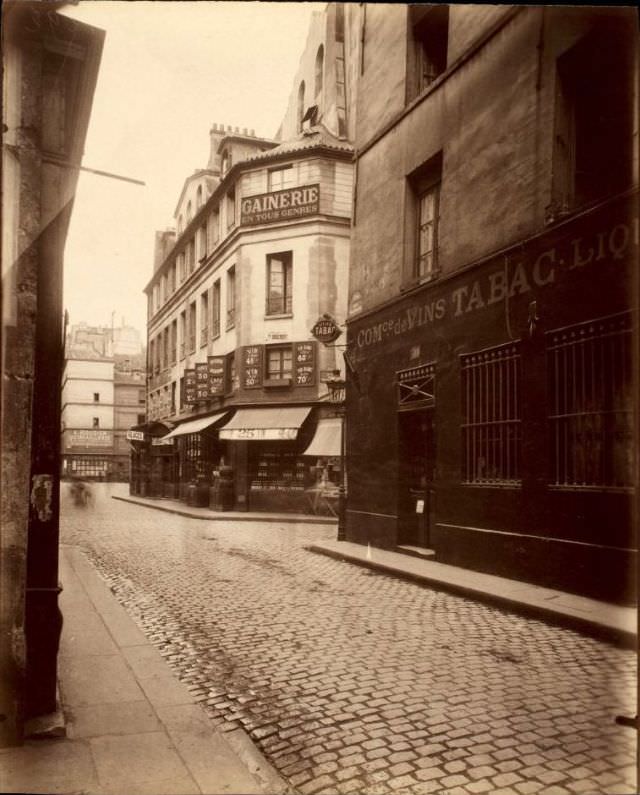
xmin=227 ymin=124 xmax=232 ymax=131
xmin=234 ymin=126 xmax=239 ymax=133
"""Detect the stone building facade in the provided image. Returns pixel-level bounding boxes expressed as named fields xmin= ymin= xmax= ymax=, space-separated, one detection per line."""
xmin=343 ymin=5 xmax=638 ymax=603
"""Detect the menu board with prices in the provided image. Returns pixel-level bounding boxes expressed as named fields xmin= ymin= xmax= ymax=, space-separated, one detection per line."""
xmin=195 ymin=362 xmax=209 ymax=400
xmin=207 ymin=356 xmax=225 ymax=396
xmin=242 ymin=345 xmax=263 ymax=388
xmin=184 ymin=370 xmax=197 ymax=403
xmin=294 ymin=342 xmax=316 ymax=386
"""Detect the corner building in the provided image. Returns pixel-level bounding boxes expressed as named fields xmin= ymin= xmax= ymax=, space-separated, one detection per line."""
xmin=345 ymin=5 xmax=638 ymax=603
xmin=140 ymin=5 xmax=355 ymax=514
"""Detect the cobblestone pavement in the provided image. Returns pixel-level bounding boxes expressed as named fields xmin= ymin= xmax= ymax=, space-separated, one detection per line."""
xmin=61 ymin=484 xmax=637 ymax=795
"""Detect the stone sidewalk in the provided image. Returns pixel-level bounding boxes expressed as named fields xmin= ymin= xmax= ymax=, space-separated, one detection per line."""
xmin=308 ymin=541 xmax=637 ymax=649
xmin=0 ymin=545 xmax=288 ymax=795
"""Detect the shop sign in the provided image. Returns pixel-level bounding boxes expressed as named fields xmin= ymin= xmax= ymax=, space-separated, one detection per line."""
xmin=184 ymin=369 xmax=197 ymax=403
xmin=208 ymin=356 xmax=225 ymax=396
xmin=242 ymin=345 xmax=263 ymax=388
xmin=355 ymin=212 xmax=639 ymax=349
xmin=195 ymin=362 xmax=209 ymax=400
xmin=152 ymin=437 xmax=174 ymax=446
xmin=241 ymin=184 xmax=320 ymax=226
xmin=68 ymin=429 xmax=112 ymax=448
xmin=220 ymin=427 xmax=299 ymax=441
xmin=311 ymin=314 xmax=342 ymax=344
xmin=294 ymin=342 xmax=316 ymax=386
xmin=126 ymin=430 xmax=145 ymax=441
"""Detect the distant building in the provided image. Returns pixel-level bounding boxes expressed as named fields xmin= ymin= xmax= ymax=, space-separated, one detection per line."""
xmin=136 ymin=4 xmax=357 ymax=513
xmin=61 ymin=325 xmax=145 ymax=481
xmin=343 ymin=5 xmax=638 ymax=604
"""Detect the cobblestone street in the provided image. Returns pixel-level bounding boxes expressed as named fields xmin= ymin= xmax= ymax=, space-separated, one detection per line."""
xmin=60 ymin=484 xmax=636 ymax=795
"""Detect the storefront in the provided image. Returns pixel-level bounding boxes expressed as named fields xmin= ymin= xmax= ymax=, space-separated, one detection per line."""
xmin=346 ymin=192 xmax=637 ymax=603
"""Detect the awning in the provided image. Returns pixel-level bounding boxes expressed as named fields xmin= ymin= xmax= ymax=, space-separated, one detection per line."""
xmin=218 ymin=406 xmax=311 ymax=441
xmin=161 ymin=411 xmax=229 ymax=440
xmin=302 ymin=418 xmax=342 ymax=457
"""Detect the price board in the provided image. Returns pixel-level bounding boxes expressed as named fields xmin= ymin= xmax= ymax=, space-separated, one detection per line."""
xmin=195 ymin=362 xmax=209 ymax=400
xmin=242 ymin=345 xmax=263 ymax=388
xmin=184 ymin=369 xmax=197 ymax=403
xmin=207 ymin=356 xmax=225 ymax=396
xmin=294 ymin=341 xmax=316 ymax=386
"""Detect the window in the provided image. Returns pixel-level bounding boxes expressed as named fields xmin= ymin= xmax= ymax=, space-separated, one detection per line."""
xmin=461 ymin=342 xmax=521 ymax=485
xmin=548 ymin=312 xmax=633 ymax=489
xmin=551 ymin=20 xmax=634 ymax=216
xmin=227 ymin=189 xmax=236 ymax=229
xmin=267 ymin=345 xmax=293 ymax=381
xmin=196 ymin=184 xmax=203 ymax=210
xmin=153 ymin=284 xmax=159 ymax=313
xmin=188 ymin=301 xmax=196 ymax=352
xmin=209 ymin=209 xmax=220 ymax=248
xmin=226 ymin=267 xmax=236 ymax=329
xmin=178 ymin=215 xmax=183 ymax=235
xmin=164 ymin=326 xmax=170 ymax=369
xmin=407 ymin=152 xmax=442 ymax=283
xmin=408 ymin=5 xmax=449 ymax=101
xmin=170 ymin=320 xmax=177 ymax=364
xmin=156 ymin=334 xmax=163 ymax=373
xmin=268 ymin=165 xmax=293 ymax=192
xmin=93 ymin=392 xmax=100 ymax=403
xmin=198 ymin=225 xmax=207 ymax=262
xmin=92 ymin=417 xmax=100 ymax=428
xmin=187 ymin=239 xmax=195 ymax=274
xmin=266 ymin=252 xmax=293 ymax=315
xmin=169 ymin=263 xmax=176 ymax=294
xmin=212 ymin=280 xmax=221 ymax=338
xmin=314 ymin=45 xmax=324 ymax=99
xmin=178 ymin=253 xmax=186 ymax=282
xmin=226 ymin=351 xmax=237 ymax=394
xmin=137 ymin=413 xmax=145 ymax=425
xmin=200 ymin=291 xmax=208 ymax=346
xmin=171 ymin=381 xmax=176 ymax=415
xmin=297 ymin=81 xmax=306 ymax=132
xmin=179 ymin=376 xmax=185 ymax=409
xmin=160 ymin=273 xmax=167 ymax=304
xmin=179 ymin=310 xmax=186 ymax=359
xmin=186 ymin=200 xmax=192 ymax=223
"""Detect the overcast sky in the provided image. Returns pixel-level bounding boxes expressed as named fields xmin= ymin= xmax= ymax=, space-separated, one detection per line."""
xmin=60 ymin=1 xmax=322 ymax=336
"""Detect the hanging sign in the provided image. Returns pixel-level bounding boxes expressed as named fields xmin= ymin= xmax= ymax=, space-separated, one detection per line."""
xmin=242 ymin=345 xmax=263 ymax=388
xmin=311 ymin=314 xmax=342 ymax=344
xmin=184 ymin=369 xmax=197 ymax=403
xmin=195 ymin=362 xmax=209 ymax=400
xmin=294 ymin=342 xmax=316 ymax=386
xmin=208 ymin=356 xmax=225 ymax=396
xmin=126 ymin=430 xmax=145 ymax=441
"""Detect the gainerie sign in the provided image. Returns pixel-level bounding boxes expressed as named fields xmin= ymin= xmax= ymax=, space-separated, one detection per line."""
xmin=241 ymin=184 xmax=320 ymax=226
xmin=355 ymin=215 xmax=638 ymax=348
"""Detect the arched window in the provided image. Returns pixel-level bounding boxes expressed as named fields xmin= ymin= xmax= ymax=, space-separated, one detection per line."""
xmin=186 ymin=200 xmax=192 ymax=223
xmin=314 ymin=45 xmax=324 ymax=99
xmin=297 ymin=81 xmax=305 ymax=132
xmin=196 ymin=184 xmax=203 ymax=210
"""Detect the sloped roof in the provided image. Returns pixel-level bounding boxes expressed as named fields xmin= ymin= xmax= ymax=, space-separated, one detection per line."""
xmin=244 ymin=124 xmax=353 ymax=164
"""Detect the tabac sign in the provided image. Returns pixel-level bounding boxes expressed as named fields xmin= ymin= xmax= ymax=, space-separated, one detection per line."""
xmin=311 ymin=314 xmax=342 ymax=344
xmin=241 ymin=184 xmax=320 ymax=226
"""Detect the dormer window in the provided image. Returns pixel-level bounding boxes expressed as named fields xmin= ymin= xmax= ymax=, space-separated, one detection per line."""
xmin=301 ymin=105 xmax=319 ymax=132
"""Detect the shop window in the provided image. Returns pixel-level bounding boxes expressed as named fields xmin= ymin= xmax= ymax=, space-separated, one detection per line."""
xmin=547 ymin=312 xmax=633 ymax=490
xmin=93 ymin=392 xmax=100 ymax=403
xmin=70 ymin=456 xmax=109 ymax=479
xmin=266 ymin=252 xmax=293 ymax=315
xmin=314 ymin=45 xmax=324 ymax=99
xmin=212 ymin=279 xmax=221 ymax=338
xmin=200 ymin=291 xmax=208 ymax=346
xmin=297 ymin=81 xmax=306 ymax=132
xmin=227 ymin=189 xmax=236 ymax=229
xmin=268 ymin=165 xmax=293 ymax=192
xmin=406 ymin=152 xmax=442 ymax=285
xmin=92 ymin=417 xmax=100 ymax=428
xmin=266 ymin=345 xmax=292 ymax=382
xmin=407 ymin=5 xmax=449 ymax=102
xmin=188 ymin=301 xmax=196 ymax=353
xmin=251 ymin=446 xmax=309 ymax=492
xmin=226 ymin=267 xmax=236 ymax=329
xmin=551 ymin=20 xmax=635 ymax=217
xmin=461 ymin=342 xmax=521 ymax=485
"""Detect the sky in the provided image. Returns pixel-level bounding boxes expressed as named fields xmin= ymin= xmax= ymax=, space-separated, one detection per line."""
xmin=60 ymin=1 xmax=322 ymax=336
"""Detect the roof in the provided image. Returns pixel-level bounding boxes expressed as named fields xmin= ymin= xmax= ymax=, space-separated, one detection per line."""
xmin=173 ymin=169 xmax=219 ymax=219
xmin=243 ymin=124 xmax=353 ymax=164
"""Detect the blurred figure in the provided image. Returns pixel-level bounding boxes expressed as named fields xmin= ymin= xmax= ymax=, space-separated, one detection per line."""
xmin=69 ymin=478 xmax=93 ymax=507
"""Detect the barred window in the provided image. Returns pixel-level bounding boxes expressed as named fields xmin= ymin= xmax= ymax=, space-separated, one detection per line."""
xmin=461 ymin=342 xmax=521 ymax=484
xmin=547 ymin=312 xmax=633 ymax=490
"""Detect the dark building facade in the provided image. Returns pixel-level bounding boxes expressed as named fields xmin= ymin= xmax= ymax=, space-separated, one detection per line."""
xmin=344 ymin=6 xmax=638 ymax=604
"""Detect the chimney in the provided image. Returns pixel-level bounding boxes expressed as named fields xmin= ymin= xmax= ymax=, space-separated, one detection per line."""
xmin=153 ymin=229 xmax=176 ymax=273
xmin=207 ymin=122 xmax=227 ymax=175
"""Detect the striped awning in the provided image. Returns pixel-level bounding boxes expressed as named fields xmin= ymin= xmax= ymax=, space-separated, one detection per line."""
xmin=218 ymin=406 xmax=311 ymax=441
xmin=161 ymin=411 xmax=229 ymax=440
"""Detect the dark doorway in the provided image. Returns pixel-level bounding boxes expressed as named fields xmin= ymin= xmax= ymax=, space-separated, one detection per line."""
xmin=397 ymin=408 xmax=435 ymax=548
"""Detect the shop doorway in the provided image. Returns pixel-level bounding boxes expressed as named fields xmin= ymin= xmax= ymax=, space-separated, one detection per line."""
xmin=397 ymin=408 xmax=435 ymax=548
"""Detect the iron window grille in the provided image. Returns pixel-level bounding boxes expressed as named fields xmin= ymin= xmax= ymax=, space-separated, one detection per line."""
xmin=397 ymin=362 xmax=435 ymax=411
xmin=461 ymin=342 xmax=521 ymax=485
xmin=547 ymin=311 xmax=633 ymax=490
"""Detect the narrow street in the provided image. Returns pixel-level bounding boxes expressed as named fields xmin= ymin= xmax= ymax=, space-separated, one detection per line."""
xmin=61 ymin=484 xmax=636 ymax=795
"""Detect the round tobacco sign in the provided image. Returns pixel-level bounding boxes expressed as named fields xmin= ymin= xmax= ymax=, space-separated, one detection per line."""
xmin=311 ymin=314 xmax=342 ymax=345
